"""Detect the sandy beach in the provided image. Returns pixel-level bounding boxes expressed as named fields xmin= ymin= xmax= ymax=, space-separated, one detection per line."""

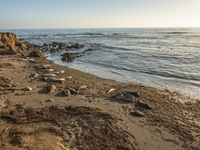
xmin=0 ymin=33 xmax=200 ymax=150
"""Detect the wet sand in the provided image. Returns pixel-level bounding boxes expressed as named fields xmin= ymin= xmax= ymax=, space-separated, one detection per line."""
xmin=0 ymin=54 xmax=200 ymax=150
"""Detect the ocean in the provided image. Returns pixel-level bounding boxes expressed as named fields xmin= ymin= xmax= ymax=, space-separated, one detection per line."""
xmin=3 ymin=28 xmax=200 ymax=100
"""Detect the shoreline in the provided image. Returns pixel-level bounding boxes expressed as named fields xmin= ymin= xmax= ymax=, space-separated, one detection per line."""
xmin=48 ymin=56 xmax=199 ymax=102
xmin=0 ymin=33 xmax=200 ymax=149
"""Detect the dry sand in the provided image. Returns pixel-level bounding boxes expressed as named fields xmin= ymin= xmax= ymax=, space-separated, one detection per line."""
xmin=0 ymin=54 xmax=200 ymax=150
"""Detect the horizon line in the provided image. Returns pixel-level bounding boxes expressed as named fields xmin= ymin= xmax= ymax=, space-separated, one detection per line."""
xmin=1 ymin=26 xmax=200 ymax=30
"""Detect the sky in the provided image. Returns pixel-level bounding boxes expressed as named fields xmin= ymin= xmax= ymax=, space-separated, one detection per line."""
xmin=0 ymin=0 xmax=200 ymax=29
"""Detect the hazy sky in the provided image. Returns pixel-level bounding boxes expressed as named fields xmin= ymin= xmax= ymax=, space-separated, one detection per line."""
xmin=1 ymin=0 xmax=200 ymax=29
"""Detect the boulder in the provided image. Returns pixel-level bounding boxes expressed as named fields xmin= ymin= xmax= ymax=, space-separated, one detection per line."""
xmin=61 ymin=53 xmax=76 ymax=62
xmin=42 ymin=42 xmax=68 ymax=53
xmin=0 ymin=33 xmax=29 ymax=55
xmin=86 ymin=48 xmax=94 ymax=52
xmin=74 ymin=43 xmax=84 ymax=49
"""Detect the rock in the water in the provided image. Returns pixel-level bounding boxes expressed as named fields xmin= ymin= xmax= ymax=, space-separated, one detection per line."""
xmin=42 ymin=42 xmax=68 ymax=53
xmin=86 ymin=48 xmax=94 ymax=52
xmin=61 ymin=53 xmax=77 ymax=62
xmin=43 ymin=42 xmax=85 ymax=52
xmin=74 ymin=43 xmax=84 ymax=49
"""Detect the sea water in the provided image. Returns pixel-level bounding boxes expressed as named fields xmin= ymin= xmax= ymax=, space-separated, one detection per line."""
xmin=3 ymin=28 xmax=200 ymax=100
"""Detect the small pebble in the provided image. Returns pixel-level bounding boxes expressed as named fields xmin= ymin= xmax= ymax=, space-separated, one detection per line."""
xmin=42 ymin=73 xmax=56 ymax=77
xmin=60 ymin=70 xmax=65 ymax=74
xmin=46 ymin=98 xmax=55 ymax=102
xmin=130 ymin=110 xmax=145 ymax=117
xmin=33 ymin=73 xmax=39 ymax=78
xmin=51 ymin=78 xmax=65 ymax=83
xmin=79 ymin=85 xmax=87 ymax=90
xmin=108 ymin=88 xmax=115 ymax=94
xmin=47 ymin=69 xmax=54 ymax=72
xmin=23 ymin=87 xmax=33 ymax=91
xmin=43 ymin=64 xmax=51 ymax=68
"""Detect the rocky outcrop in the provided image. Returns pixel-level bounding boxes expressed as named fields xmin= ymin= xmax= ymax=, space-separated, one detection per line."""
xmin=43 ymin=41 xmax=94 ymax=62
xmin=0 ymin=32 xmax=43 ymax=56
xmin=43 ymin=42 xmax=69 ymax=53
xmin=73 ymin=43 xmax=85 ymax=49
xmin=0 ymin=33 xmax=27 ymax=55
xmin=42 ymin=42 xmax=85 ymax=53
xmin=61 ymin=47 xmax=95 ymax=62
xmin=61 ymin=52 xmax=83 ymax=62
xmin=0 ymin=33 xmax=19 ymax=48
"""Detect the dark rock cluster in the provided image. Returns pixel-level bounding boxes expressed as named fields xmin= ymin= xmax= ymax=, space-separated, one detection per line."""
xmin=43 ymin=42 xmax=94 ymax=62
xmin=42 ymin=42 xmax=85 ymax=53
